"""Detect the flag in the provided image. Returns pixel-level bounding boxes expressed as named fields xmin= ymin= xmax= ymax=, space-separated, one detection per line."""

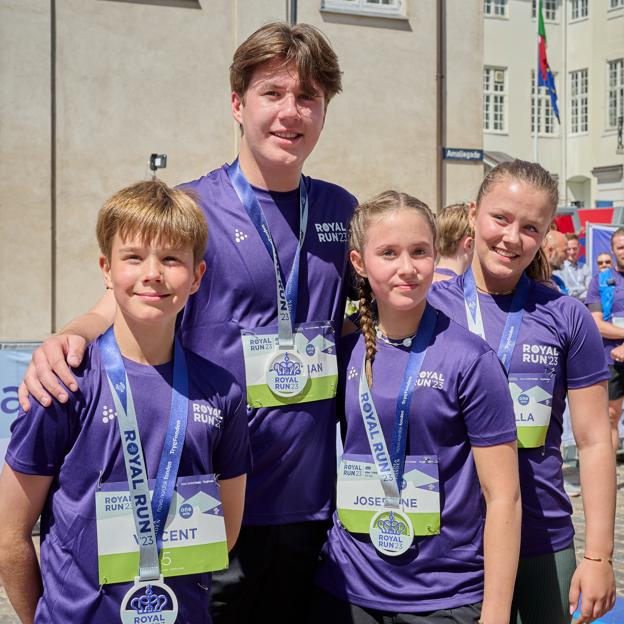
xmin=537 ymin=0 xmax=560 ymax=122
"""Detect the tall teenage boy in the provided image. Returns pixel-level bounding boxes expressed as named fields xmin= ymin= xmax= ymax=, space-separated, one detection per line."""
xmin=18 ymin=22 xmax=356 ymax=622
xmin=0 ymin=180 xmax=249 ymax=623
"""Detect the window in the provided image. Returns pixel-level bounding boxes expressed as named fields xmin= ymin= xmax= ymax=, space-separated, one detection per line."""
xmin=610 ymin=0 xmax=624 ymax=9
xmin=570 ymin=0 xmax=588 ymax=20
xmin=320 ymin=0 xmax=405 ymax=17
xmin=484 ymin=0 xmax=508 ymax=17
xmin=608 ymin=59 xmax=624 ymax=130
xmin=483 ymin=67 xmax=507 ymax=132
xmin=531 ymin=71 xmax=558 ymax=135
xmin=570 ymin=69 xmax=588 ymax=134
xmin=532 ymin=0 xmax=557 ymax=20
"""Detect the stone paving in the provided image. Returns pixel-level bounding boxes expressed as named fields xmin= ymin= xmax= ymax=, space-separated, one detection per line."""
xmin=0 ymin=463 xmax=623 ymax=623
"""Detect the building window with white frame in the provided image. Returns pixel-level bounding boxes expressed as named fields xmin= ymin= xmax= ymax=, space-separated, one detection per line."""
xmin=607 ymin=59 xmax=623 ymax=130
xmin=484 ymin=0 xmax=508 ymax=17
xmin=610 ymin=0 xmax=624 ymax=9
xmin=570 ymin=0 xmax=588 ymax=20
xmin=532 ymin=0 xmax=557 ymax=20
xmin=321 ymin=0 xmax=404 ymax=17
xmin=531 ymin=71 xmax=558 ymax=135
xmin=570 ymin=69 xmax=588 ymax=134
xmin=483 ymin=67 xmax=507 ymax=133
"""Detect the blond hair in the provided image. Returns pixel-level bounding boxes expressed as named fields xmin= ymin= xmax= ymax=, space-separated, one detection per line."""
xmin=230 ymin=22 xmax=342 ymax=103
xmin=476 ymin=160 xmax=558 ymax=282
xmin=349 ymin=191 xmax=436 ymax=387
xmin=435 ymin=203 xmax=473 ymax=257
xmin=96 ymin=180 xmax=208 ymax=266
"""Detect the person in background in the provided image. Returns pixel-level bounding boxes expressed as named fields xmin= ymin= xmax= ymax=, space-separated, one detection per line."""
xmin=554 ymin=234 xmax=591 ymax=302
xmin=596 ymin=253 xmax=612 ymax=273
xmin=587 ymin=227 xmax=624 ymax=454
xmin=544 ymin=230 xmax=569 ymax=294
xmin=432 ymin=202 xmax=474 ymax=282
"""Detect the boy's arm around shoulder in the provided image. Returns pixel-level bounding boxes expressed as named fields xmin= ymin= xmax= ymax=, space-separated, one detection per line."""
xmin=0 ymin=465 xmax=52 ymax=623
xmin=19 ymin=289 xmax=116 ymax=412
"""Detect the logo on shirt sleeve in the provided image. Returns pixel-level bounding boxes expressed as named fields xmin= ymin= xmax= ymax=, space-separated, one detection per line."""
xmin=234 ymin=228 xmax=248 ymax=244
xmin=192 ymin=402 xmax=223 ymax=429
xmin=314 ymin=222 xmax=347 ymax=243
xmin=102 ymin=404 xmax=118 ymax=424
xmin=415 ymin=371 xmax=445 ymax=390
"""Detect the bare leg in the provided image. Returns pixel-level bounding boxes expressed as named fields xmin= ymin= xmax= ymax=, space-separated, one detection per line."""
xmin=608 ymin=397 xmax=623 ymax=454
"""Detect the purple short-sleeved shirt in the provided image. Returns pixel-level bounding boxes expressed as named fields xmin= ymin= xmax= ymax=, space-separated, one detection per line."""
xmin=585 ymin=269 xmax=624 ymax=366
xmin=429 ymin=275 xmax=609 ymax=556
xmin=315 ymin=310 xmax=517 ymax=612
xmin=6 ymin=343 xmax=250 ymax=624
xmin=180 ymin=165 xmax=356 ymax=524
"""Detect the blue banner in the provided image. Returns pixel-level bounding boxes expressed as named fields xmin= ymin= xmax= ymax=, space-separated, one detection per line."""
xmin=0 ymin=345 xmax=38 ymax=462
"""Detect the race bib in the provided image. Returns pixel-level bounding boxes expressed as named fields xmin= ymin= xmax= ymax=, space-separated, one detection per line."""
xmin=508 ymin=373 xmax=555 ymax=449
xmin=336 ymin=454 xmax=440 ymax=536
xmin=241 ymin=321 xmax=338 ymax=408
xmin=96 ymin=475 xmax=228 ymax=585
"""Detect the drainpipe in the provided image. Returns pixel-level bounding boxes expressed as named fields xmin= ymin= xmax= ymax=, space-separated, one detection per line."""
xmin=436 ymin=0 xmax=446 ymax=211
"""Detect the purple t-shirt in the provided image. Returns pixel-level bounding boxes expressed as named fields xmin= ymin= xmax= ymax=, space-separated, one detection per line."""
xmin=6 ymin=342 xmax=250 ymax=624
xmin=315 ymin=310 xmax=517 ymax=612
xmin=180 ymin=165 xmax=356 ymax=524
xmin=585 ymin=269 xmax=624 ymax=366
xmin=429 ymin=275 xmax=609 ymax=556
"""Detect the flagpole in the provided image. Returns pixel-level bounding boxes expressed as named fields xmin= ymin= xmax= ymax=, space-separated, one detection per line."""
xmin=533 ymin=0 xmax=540 ymax=163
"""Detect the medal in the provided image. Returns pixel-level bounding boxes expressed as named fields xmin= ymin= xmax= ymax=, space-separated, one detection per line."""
xmin=120 ymin=576 xmax=178 ymax=624
xmin=369 ymin=508 xmax=414 ymax=557
xmin=266 ymin=349 xmax=309 ymax=398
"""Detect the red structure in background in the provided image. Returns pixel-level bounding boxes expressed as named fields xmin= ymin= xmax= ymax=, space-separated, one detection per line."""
xmin=553 ymin=208 xmax=615 ymax=262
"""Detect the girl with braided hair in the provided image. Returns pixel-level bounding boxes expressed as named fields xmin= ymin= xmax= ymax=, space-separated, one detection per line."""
xmin=311 ymin=191 xmax=521 ymax=624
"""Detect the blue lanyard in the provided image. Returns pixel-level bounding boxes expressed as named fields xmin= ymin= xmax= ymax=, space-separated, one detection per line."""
xmin=98 ymin=327 xmax=189 ymax=581
xmin=463 ymin=267 xmax=530 ymax=372
xmin=358 ymin=305 xmax=437 ymax=507
xmin=227 ymin=159 xmax=308 ymax=349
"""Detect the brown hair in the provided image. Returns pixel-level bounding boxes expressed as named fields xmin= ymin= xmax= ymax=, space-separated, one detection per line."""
xmin=476 ymin=160 xmax=558 ymax=282
xmin=435 ymin=203 xmax=473 ymax=256
xmin=349 ymin=191 xmax=436 ymax=387
xmin=566 ymin=233 xmax=579 ymax=242
xmin=230 ymin=22 xmax=342 ymax=103
xmin=96 ymin=180 xmax=208 ymax=266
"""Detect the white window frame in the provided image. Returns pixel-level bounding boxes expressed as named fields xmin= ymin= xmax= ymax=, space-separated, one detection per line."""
xmin=569 ymin=69 xmax=589 ymax=135
xmin=320 ymin=0 xmax=405 ymax=18
xmin=609 ymin=0 xmax=624 ymax=10
xmin=607 ymin=59 xmax=624 ymax=131
xmin=531 ymin=70 xmax=559 ymax=136
xmin=570 ymin=0 xmax=588 ymax=21
xmin=483 ymin=67 xmax=507 ymax=134
xmin=484 ymin=0 xmax=508 ymax=18
xmin=532 ymin=0 xmax=557 ymax=21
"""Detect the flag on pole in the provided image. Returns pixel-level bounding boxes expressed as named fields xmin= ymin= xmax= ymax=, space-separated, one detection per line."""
xmin=537 ymin=0 xmax=560 ymax=122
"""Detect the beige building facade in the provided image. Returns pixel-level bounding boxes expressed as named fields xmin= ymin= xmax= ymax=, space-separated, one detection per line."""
xmin=1 ymin=0 xmax=483 ymax=341
xmin=483 ymin=0 xmax=624 ymax=209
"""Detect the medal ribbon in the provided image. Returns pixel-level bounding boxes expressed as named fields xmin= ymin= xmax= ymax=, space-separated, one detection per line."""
xmin=358 ymin=304 xmax=437 ymax=508
xmin=227 ymin=159 xmax=308 ymax=349
xmin=99 ymin=327 xmax=189 ymax=581
xmin=462 ymin=267 xmax=530 ymax=372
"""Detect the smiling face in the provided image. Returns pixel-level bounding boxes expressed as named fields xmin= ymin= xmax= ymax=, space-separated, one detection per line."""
xmin=567 ymin=238 xmax=580 ymax=263
xmin=597 ymin=253 xmax=613 ymax=272
xmin=232 ymin=58 xmax=326 ymax=190
xmin=101 ymin=233 xmax=204 ymax=328
xmin=471 ymin=177 xmax=554 ymax=291
xmin=350 ymin=209 xmax=436 ymax=325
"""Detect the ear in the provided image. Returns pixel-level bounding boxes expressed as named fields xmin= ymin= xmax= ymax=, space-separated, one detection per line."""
xmin=189 ymin=260 xmax=206 ymax=296
xmin=350 ymin=249 xmax=367 ymax=279
xmin=462 ymin=235 xmax=474 ymax=254
xmin=468 ymin=201 xmax=477 ymax=230
xmin=99 ymin=255 xmax=113 ymax=290
xmin=231 ymin=91 xmax=244 ymax=125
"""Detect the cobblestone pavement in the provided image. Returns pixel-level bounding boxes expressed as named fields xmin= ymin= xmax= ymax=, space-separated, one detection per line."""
xmin=0 ymin=464 xmax=623 ymax=623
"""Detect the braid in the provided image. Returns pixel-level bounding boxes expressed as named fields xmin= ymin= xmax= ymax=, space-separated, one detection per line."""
xmin=358 ymin=278 xmax=377 ymax=387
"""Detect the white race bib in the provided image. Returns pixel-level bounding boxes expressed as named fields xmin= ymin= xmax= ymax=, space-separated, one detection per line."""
xmin=508 ymin=373 xmax=555 ymax=448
